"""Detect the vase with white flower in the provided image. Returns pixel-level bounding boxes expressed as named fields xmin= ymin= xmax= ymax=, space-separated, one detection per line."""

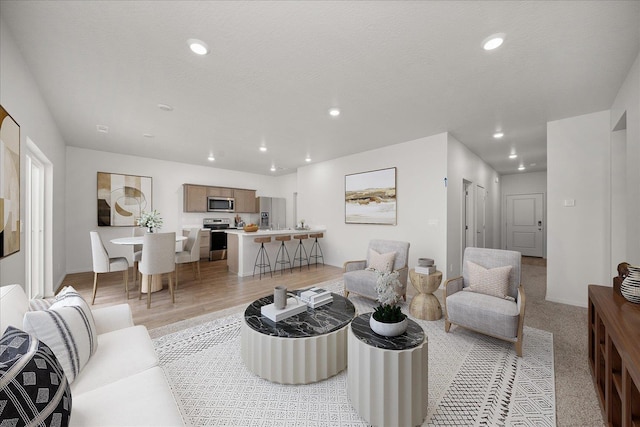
xmin=137 ymin=210 xmax=163 ymax=233
xmin=370 ymin=270 xmax=408 ymax=336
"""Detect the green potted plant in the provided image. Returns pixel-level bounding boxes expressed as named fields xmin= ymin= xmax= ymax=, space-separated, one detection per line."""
xmin=137 ymin=209 xmax=163 ymax=233
xmin=370 ymin=270 xmax=408 ymax=336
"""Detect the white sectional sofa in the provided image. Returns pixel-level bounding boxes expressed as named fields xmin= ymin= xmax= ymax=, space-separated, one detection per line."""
xmin=0 ymin=284 xmax=184 ymax=426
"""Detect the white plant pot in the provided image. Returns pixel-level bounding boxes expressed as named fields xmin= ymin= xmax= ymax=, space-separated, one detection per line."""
xmin=369 ymin=315 xmax=408 ymax=337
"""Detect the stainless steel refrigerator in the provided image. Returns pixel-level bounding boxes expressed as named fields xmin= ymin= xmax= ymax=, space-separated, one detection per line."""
xmin=256 ymin=197 xmax=286 ymax=229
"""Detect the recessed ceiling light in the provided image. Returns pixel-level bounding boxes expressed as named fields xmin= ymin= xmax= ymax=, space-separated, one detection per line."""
xmin=305 ymin=156 xmax=312 ymax=162
xmin=270 ymin=165 xmax=276 ymax=172
xmin=158 ymin=103 xmax=173 ymax=111
xmin=143 ymin=133 xmax=154 ymax=138
xmin=329 ymin=108 xmax=340 ymax=117
xmin=529 ymin=163 xmax=537 ymax=167
xmin=509 ymin=154 xmax=517 ymax=159
xmin=493 ymin=132 xmax=504 ymax=139
xmin=187 ymin=38 xmax=209 ymax=55
xmin=96 ymin=125 xmax=109 ymax=133
xmin=483 ymin=33 xmax=505 ymax=51
xmin=259 ymin=146 xmax=267 ymax=152
xmin=518 ymin=165 xmax=525 ymax=171
xmin=207 ymin=155 xmax=215 ymax=162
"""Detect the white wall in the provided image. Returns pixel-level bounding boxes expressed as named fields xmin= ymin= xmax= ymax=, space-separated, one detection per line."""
xmin=547 ymin=110 xmax=611 ymax=307
xmin=0 ymin=20 xmax=68 ymax=294
xmin=500 ymin=171 xmax=547 ymax=256
xmin=65 ymin=146 xmax=293 ymax=273
xmin=297 ymin=133 xmax=448 ymax=275
xmin=610 ymin=52 xmax=640 ymax=265
xmin=446 ymin=134 xmax=501 ymax=277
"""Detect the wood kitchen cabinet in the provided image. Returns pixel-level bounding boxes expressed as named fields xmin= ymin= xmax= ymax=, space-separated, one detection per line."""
xmin=183 ymin=185 xmax=208 ymax=212
xmin=234 ymin=189 xmax=257 ymax=213
xmin=207 ymin=187 xmax=233 ymax=198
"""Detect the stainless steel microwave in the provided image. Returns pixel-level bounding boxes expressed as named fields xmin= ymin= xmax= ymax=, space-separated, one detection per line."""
xmin=207 ymin=197 xmax=235 ymax=212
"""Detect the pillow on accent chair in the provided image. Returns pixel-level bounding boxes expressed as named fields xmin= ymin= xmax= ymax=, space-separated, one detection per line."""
xmin=367 ymin=249 xmax=396 ymax=273
xmin=23 ymin=286 xmax=98 ymax=383
xmin=0 ymin=326 xmax=72 ymax=426
xmin=465 ymin=261 xmax=513 ymax=300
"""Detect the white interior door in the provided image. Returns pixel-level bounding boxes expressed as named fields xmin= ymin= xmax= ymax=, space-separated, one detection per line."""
xmin=506 ymin=193 xmax=544 ymax=257
xmin=26 ymin=153 xmax=44 ymax=298
xmin=463 ymin=180 xmax=474 ymax=249
xmin=475 ymin=185 xmax=486 ymax=248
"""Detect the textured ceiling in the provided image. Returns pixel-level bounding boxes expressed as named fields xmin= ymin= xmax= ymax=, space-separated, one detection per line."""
xmin=1 ymin=1 xmax=639 ymax=176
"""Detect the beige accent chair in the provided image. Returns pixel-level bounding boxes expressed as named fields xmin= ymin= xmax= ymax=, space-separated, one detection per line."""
xmin=343 ymin=239 xmax=410 ymax=301
xmin=175 ymin=228 xmax=201 ymax=289
xmin=89 ymin=231 xmax=130 ymax=304
xmin=138 ymin=232 xmax=176 ymax=309
xmin=444 ymin=247 xmax=526 ymax=356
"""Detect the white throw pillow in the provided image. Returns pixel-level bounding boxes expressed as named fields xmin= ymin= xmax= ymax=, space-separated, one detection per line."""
xmin=367 ymin=249 xmax=396 ymax=273
xmin=465 ymin=261 xmax=513 ymax=300
xmin=23 ymin=286 xmax=98 ymax=383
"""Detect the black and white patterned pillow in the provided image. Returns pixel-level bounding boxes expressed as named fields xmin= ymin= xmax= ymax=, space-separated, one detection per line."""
xmin=0 ymin=326 xmax=72 ymax=426
xmin=23 ymin=286 xmax=98 ymax=383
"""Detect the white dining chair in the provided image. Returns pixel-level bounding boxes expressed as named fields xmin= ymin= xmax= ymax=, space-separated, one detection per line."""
xmin=89 ymin=231 xmax=130 ymax=304
xmin=138 ymin=232 xmax=176 ymax=309
xmin=175 ymin=228 xmax=201 ymax=289
xmin=132 ymin=227 xmax=145 ymax=287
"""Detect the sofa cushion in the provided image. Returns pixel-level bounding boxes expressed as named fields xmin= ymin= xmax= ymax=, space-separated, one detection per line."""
xmin=0 ymin=285 xmax=29 ymax=335
xmin=0 ymin=326 xmax=72 ymax=427
xmin=69 ymin=366 xmax=184 ymax=427
xmin=23 ymin=286 xmax=98 ymax=384
xmin=466 ymin=261 xmax=513 ymax=300
xmin=367 ymin=249 xmax=396 ymax=273
xmin=446 ymin=291 xmax=519 ymax=340
xmin=70 ymin=325 xmax=159 ymax=395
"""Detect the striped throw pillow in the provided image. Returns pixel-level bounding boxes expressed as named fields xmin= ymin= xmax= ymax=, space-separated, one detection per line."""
xmin=465 ymin=261 xmax=513 ymax=300
xmin=0 ymin=326 xmax=72 ymax=426
xmin=22 ymin=286 xmax=98 ymax=383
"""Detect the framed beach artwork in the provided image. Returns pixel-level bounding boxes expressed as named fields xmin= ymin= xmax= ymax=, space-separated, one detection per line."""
xmin=97 ymin=172 xmax=152 ymax=226
xmin=0 ymin=105 xmax=21 ymax=258
xmin=345 ymin=167 xmax=397 ymax=225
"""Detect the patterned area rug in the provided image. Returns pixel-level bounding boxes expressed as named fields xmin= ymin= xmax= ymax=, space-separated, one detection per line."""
xmin=152 ymin=280 xmax=556 ymax=426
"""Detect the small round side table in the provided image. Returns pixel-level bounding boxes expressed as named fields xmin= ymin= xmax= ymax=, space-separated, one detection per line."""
xmin=409 ymin=269 xmax=443 ymax=320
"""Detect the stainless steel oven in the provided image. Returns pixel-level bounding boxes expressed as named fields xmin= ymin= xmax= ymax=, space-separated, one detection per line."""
xmin=207 ymin=197 xmax=235 ymax=212
xmin=203 ymin=218 xmax=230 ymax=260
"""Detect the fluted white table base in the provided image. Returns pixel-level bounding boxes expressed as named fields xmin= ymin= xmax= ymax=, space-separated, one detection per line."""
xmin=241 ymin=319 xmax=348 ymax=384
xmin=347 ymin=325 xmax=428 ymax=427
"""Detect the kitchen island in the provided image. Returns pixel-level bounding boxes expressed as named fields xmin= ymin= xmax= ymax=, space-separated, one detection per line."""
xmin=226 ymin=228 xmax=326 ymax=277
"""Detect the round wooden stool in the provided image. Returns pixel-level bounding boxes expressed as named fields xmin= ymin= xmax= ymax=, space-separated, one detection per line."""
xmin=274 ymin=235 xmax=292 ymax=274
xmin=409 ymin=269 xmax=443 ymax=320
xmin=253 ymin=236 xmax=273 ymax=279
xmin=292 ymin=234 xmax=309 ymax=271
xmin=308 ymin=232 xmax=325 ymax=267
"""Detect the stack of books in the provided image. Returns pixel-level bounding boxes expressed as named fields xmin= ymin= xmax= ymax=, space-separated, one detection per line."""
xmin=415 ymin=257 xmax=436 ymax=275
xmin=261 ymin=297 xmax=307 ymax=322
xmin=299 ymin=287 xmax=333 ymax=308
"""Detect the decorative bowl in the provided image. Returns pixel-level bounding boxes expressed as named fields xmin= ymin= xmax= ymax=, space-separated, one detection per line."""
xmin=243 ymin=224 xmax=259 ymax=232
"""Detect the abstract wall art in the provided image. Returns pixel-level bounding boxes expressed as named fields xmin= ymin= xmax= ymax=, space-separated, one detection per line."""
xmin=97 ymin=172 xmax=152 ymax=226
xmin=0 ymin=105 xmax=21 ymax=258
xmin=345 ymin=167 xmax=397 ymax=225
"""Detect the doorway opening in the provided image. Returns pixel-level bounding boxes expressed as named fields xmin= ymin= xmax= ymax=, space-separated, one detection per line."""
xmin=25 ymin=139 xmax=53 ymax=298
xmin=611 ymin=111 xmax=627 ymax=277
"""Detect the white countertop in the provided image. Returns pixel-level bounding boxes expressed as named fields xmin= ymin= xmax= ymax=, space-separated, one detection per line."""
xmin=225 ymin=228 xmax=325 ymax=237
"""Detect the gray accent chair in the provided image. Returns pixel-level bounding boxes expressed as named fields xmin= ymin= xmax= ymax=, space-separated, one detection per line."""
xmin=343 ymin=240 xmax=410 ymax=301
xmin=444 ymin=247 xmax=526 ymax=356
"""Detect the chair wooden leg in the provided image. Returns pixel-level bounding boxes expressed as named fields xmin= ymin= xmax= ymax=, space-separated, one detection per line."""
xmin=175 ymin=266 xmax=179 ymax=290
xmin=344 ymin=290 xmax=349 ymax=298
xmin=147 ymin=275 xmax=152 ymax=309
xmin=139 ymin=272 xmax=143 ymax=300
xmin=169 ymin=272 xmax=175 ymax=304
xmin=444 ymin=320 xmax=451 ymax=332
xmin=515 ymin=338 xmax=523 ymax=357
xmin=92 ymin=273 xmax=99 ymax=305
xmin=196 ymin=261 xmax=201 ymax=281
xmin=124 ymin=270 xmax=129 ymax=300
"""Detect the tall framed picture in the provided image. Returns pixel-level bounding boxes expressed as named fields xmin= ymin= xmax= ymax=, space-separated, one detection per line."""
xmin=0 ymin=105 xmax=20 ymax=258
xmin=97 ymin=172 xmax=152 ymax=226
xmin=345 ymin=167 xmax=396 ymax=225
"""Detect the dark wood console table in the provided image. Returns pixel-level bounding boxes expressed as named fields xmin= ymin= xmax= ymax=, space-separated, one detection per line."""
xmin=588 ymin=285 xmax=640 ymax=426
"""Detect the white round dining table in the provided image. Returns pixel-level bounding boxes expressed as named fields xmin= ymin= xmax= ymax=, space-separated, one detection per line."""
xmin=110 ymin=234 xmax=188 ymax=294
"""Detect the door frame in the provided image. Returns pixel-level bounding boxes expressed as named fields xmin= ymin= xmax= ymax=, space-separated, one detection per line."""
xmin=503 ymin=192 xmax=546 ymax=258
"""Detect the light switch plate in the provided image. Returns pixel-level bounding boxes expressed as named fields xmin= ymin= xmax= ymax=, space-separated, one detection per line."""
xmin=563 ymin=199 xmax=575 ymax=207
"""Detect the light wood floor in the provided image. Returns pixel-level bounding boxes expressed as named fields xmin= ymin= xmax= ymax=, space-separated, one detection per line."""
xmin=62 ymin=259 xmax=344 ymax=330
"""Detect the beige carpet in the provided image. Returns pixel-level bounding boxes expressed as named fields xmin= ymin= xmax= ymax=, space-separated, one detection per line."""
xmin=150 ymin=263 xmax=604 ymax=427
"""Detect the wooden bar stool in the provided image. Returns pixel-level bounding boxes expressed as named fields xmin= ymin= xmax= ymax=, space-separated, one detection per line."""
xmin=274 ymin=235 xmax=292 ymax=274
xmin=292 ymin=234 xmax=310 ymax=271
xmin=309 ymin=232 xmax=325 ymax=267
xmin=253 ymin=236 xmax=273 ymax=279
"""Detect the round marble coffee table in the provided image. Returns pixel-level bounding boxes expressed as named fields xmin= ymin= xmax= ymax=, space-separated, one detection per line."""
xmin=348 ymin=313 xmax=428 ymax=427
xmin=241 ymin=292 xmax=356 ymax=384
